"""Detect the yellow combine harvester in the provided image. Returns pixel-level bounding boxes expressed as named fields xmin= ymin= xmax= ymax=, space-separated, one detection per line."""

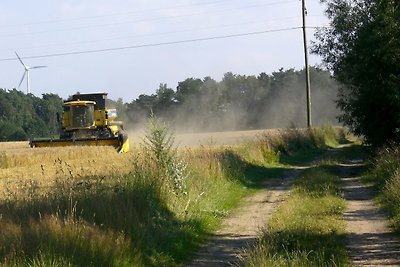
xmin=30 ymin=93 xmax=129 ymax=153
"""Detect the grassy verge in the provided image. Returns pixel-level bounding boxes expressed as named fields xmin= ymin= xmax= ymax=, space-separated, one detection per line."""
xmin=0 ymin=125 xmax=344 ymax=266
xmin=240 ymin=153 xmax=352 ymax=266
xmin=365 ymin=145 xmax=400 ymax=234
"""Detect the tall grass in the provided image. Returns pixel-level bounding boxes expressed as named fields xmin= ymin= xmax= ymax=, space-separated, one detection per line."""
xmin=367 ymin=145 xmax=400 ymax=233
xmin=0 ymin=125 xmax=344 ymax=266
xmin=242 ymin=126 xmax=344 ymax=167
xmin=0 ymin=119 xmax=253 ymax=266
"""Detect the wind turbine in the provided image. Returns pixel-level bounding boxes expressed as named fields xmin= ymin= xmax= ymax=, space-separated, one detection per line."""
xmin=15 ymin=52 xmax=47 ymax=94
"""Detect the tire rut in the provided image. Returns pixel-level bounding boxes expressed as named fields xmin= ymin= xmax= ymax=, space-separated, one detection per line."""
xmin=187 ymin=168 xmax=302 ymax=266
xmin=341 ymin=162 xmax=400 ymax=267
xmin=187 ymin=147 xmax=400 ymax=266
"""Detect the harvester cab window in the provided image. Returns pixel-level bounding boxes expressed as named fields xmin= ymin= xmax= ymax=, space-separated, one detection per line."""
xmin=71 ymin=105 xmax=95 ymax=128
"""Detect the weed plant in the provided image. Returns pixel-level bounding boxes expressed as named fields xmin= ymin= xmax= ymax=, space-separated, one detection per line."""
xmin=142 ymin=116 xmax=188 ymax=198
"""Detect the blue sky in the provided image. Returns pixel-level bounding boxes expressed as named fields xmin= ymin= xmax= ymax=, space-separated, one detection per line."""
xmin=0 ymin=0 xmax=328 ymax=102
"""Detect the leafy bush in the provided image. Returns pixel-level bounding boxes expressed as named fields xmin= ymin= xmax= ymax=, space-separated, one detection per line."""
xmin=368 ymin=145 xmax=400 ymax=187
xmin=314 ymin=0 xmax=400 ymax=147
xmin=368 ymin=145 xmax=400 ymax=233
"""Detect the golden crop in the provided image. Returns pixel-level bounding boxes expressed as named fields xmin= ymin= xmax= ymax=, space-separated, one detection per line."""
xmin=0 ymin=142 xmax=136 ymax=199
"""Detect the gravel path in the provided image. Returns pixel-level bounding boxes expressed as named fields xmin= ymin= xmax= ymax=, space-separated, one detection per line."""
xmin=188 ymin=148 xmax=400 ymax=267
xmin=341 ymin=161 xmax=400 ymax=267
xmin=187 ymin=167 xmax=305 ymax=266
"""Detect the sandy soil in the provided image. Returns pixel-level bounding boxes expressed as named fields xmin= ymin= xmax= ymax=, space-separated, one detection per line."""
xmin=341 ymin=162 xmax=400 ymax=267
xmin=187 ymin=168 xmax=303 ymax=266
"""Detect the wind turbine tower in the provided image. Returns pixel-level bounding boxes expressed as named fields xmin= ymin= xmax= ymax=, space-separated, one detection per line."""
xmin=15 ymin=52 xmax=47 ymax=94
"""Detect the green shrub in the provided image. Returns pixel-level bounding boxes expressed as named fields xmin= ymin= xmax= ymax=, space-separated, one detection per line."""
xmin=368 ymin=144 xmax=400 ymax=233
xmin=368 ymin=146 xmax=400 ymax=187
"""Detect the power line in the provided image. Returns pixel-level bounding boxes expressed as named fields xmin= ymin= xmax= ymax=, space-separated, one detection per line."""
xmin=0 ymin=1 xmax=297 ymax=38
xmin=0 ymin=0 xmax=234 ymax=28
xmin=0 ymin=27 xmax=302 ymax=62
xmin=0 ymin=16 xmax=301 ymax=52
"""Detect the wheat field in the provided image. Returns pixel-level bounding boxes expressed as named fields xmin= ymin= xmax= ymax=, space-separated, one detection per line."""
xmin=0 ymin=142 xmax=136 ymax=200
xmin=0 ymin=127 xmax=340 ymax=201
xmin=0 ymin=130 xmax=269 ymax=200
xmin=0 ymin=126 xmax=344 ymax=266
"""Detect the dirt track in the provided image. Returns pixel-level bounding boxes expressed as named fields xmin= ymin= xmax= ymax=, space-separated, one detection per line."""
xmin=188 ymin=167 xmax=303 ymax=266
xmin=187 ymin=147 xmax=400 ymax=267
xmin=341 ymin=162 xmax=400 ymax=266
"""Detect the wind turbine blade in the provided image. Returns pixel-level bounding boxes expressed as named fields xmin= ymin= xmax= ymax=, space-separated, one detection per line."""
xmin=18 ymin=71 xmax=26 ymax=89
xmin=15 ymin=52 xmax=27 ymax=68
xmin=30 ymin=65 xmax=47 ymax=69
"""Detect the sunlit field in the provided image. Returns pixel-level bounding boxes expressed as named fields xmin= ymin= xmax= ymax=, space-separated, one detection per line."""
xmin=0 ymin=126 xmax=344 ymax=266
xmin=0 ymin=144 xmax=134 ymax=199
xmin=0 ymin=142 xmax=131 ymax=176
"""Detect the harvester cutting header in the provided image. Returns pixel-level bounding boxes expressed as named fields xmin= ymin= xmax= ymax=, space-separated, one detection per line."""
xmin=30 ymin=93 xmax=129 ymax=153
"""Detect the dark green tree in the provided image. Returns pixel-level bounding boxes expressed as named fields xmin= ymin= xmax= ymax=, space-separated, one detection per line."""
xmin=168 ymin=77 xmax=221 ymax=131
xmin=125 ymin=94 xmax=154 ymax=128
xmin=114 ymin=98 xmax=128 ymax=123
xmin=0 ymin=89 xmax=65 ymax=141
xmin=154 ymin=83 xmax=176 ymax=115
xmin=0 ymin=121 xmax=27 ymax=141
xmin=136 ymin=94 xmax=158 ymax=111
xmin=175 ymin=78 xmax=203 ymax=103
xmin=313 ymin=0 xmax=400 ymax=146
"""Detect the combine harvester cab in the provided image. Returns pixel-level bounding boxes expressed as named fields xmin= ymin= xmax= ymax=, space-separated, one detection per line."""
xmin=30 ymin=93 xmax=129 ymax=153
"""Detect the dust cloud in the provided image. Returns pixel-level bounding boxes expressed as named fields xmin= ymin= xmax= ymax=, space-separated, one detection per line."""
xmin=124 ymin=70 xmax=340 ymax=143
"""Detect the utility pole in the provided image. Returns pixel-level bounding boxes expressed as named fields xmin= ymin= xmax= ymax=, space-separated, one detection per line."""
xmin=302 ymin=0 xmax=312 ymax=127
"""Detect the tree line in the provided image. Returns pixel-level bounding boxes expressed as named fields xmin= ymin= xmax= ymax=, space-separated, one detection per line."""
xmin=124 ymin=67 xmax=339 ymax=132
xmin=0 ymin=67 xmax=340 ymax=141
xmin=0 ymin=89 xmax=63 ymax=141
